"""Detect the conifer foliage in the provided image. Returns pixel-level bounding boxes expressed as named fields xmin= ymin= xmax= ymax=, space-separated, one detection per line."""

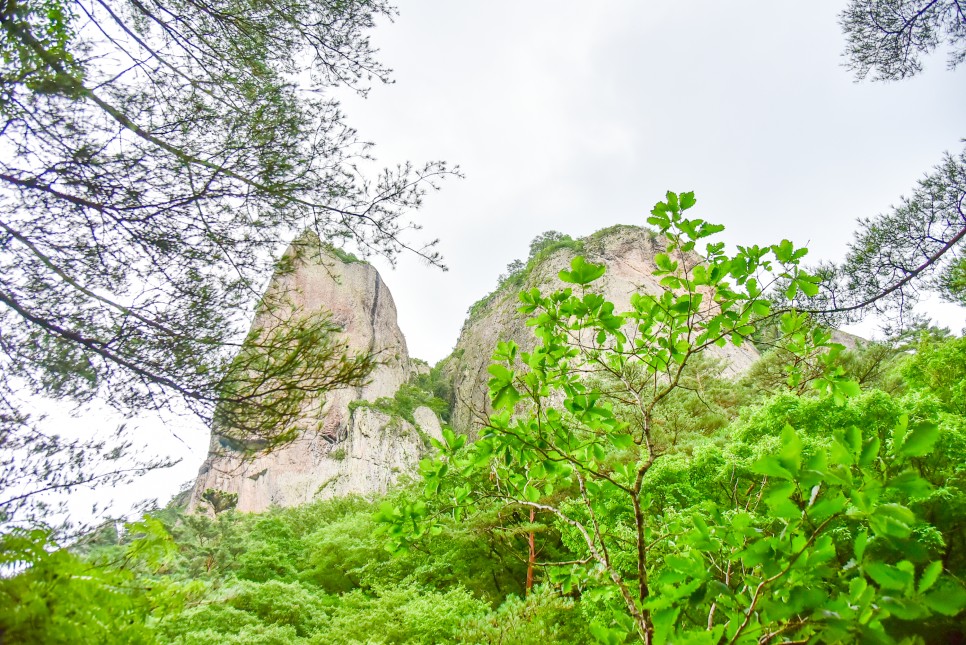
xmin=0 ymin=0 xmax=451 ymax=523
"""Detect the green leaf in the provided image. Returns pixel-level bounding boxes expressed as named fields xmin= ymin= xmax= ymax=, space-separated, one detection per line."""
xmin=886 ymin=471 xmax=933 ymax=498
xmin=524 ymin=484 xmax=540 ymax=503
xmin=559 ymin=256 xmax=606 ymax=285
xmin=472 ymin=439 xmax=494 ymax=466
xmin=491 ymin=382 xmax=521 ymax=410
xmin=487 ymin=363 xmax=513 ymax=381
xmin=897 ymin=421 xmax=939 ymax=458
xmin=880 ymin=596 xmax=927 ymax=620
xmin=848 ymin=577 xmax=868 ymax=604
xmin=854 ymin=530 xmax=868 ymax=562
xmin=836 ymin=379 xmax=862 ymax=399
xmin=763 ymin=481 xmax=796 ymax=506
xmin=679 ymin=191 xmax=696 ymax=210
xmin=659 ymin=275 xmax=682 ymax=289
xmin=870 ymin=504 xmax=916 ymax=538
xmin=859 ymin=437 xmax=880 ymax=467
xmin=654 ymin=253 xmax=678 ymax=273
xmin=844 ymin=425 xmax=861 ymax=454
xmin=797 ymin=275 xmax=820 ymax=297
xmin=807 ymin=493 xmax=848 ymax=522
xmin=778 ymin=424 xmax=802 ymax=474
xmin=918 ymin=561 xmax=944 ymax=594
xmin=924 ymin=582 xmax=966 ymax=616
xmin=608 ymin=433 xmax=634 ymax=450
xmin=752 ymin=455 xmax=794 ymax=480
xmin=665 ymin=191 xmax=679 ymax=211
xmin=773 ymin=239 xmax=795 ymax=263
xmin=865 ymin=562 xmax=913 ymax=591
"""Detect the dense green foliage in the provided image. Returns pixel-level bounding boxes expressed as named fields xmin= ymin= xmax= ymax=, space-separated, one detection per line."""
xmin=1 ymin=492 xmax=597 ymax=643
xmin=1 ymin=192 xmax=963 ymax=643
xmin=385 ymin=193 xmax=966 ymax=643
xmin=349 ymin=363 xmax=453 ymax=425
xmin=3 ymin=0 xmax=965 ymax=640
xmin=3 ymin=311 xmax=966 ymax=643
xmin=7 ymin=317 xmax=964 ymax=643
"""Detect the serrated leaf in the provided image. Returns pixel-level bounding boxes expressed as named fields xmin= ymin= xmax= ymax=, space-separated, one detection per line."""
xmin=808 ymin=493 xmax=848 ymax=522
xmin=797 ymin=276 xmax=819 ymax=297
xmin=898 ymin=421 xmax=939 ymax=458
xmin=774 ymin=239 xmax=795 ymax=263
xmin=844 ymin=425 xmax=861 ymax=456
xmin=491 ymin=383 xmax=521 ymax=410
xmin=836 ymin=379 xmax=862 ymax=399
xmin=763 ymin=481 xmax=796 ymax=505
xmin=752 ymin=455 xmax=794 ymax=480
xmin=855 ymin=530 xmax=868 ymax=561
xmin=886 ymin=471 xmax=933 ymax=498
xmin=654 ymin=252 xmax=678 ymax=274
xmin=870 ymin=503 xmax=915 ymax=538
xmin=859 ymin=437 xmax=880 ymax=467
xmin=850 ymin=576 xmax=868 ymax=602
xmin=779 ymin=424 xmax=802 ymax=474
xmin=524 ymin=484 xmax=540 ymax=503
xmin=608 ymin=433 xmax=634 ymax=450
xmin=918 ymin=561 xmax=943 ymax=595
xmin=559 ymin=256 xmax=606 ymax=285
xmin=865 ymin=562 xmax=913 ymax=591
xmin=924 ymin=582 xmax=966 ymax=616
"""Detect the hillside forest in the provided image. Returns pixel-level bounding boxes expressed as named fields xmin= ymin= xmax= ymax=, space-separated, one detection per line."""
xmin=1 ymin=1 xmax=965 ymax=644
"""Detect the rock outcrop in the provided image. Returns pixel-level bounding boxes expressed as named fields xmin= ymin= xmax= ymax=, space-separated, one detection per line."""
xmin=189 ymin=224 xmax=812 ymax=512
xmin=189 ymin=236 xmax=442 ymax=513
xmin=442 ymin=226 xmax=761 ymax=438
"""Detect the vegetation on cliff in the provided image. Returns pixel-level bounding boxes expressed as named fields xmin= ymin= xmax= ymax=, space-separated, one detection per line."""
xmin=348 ymin=365 xmax=454 ymax=426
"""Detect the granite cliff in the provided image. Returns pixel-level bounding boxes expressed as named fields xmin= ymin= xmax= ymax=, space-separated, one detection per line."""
xmin=189 ymin=237 xmax=442 ymax=513
xmin=191 ymin=225 xmax=773 ymax=512
xmin=441 ymin=226 xmax=760 ymax=438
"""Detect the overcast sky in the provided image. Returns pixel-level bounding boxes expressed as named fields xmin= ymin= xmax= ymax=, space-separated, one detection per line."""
xmin=57 ymin=0 xmax=966 ymax=519
xmin=347 ymin=0 xmax=964 ymax=363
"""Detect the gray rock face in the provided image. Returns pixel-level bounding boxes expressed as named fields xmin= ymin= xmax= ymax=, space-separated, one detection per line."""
xmin=443 ymin=227 xmax=761 ymax=438
xmin=189 ymin=239 xmax=437 ymax=513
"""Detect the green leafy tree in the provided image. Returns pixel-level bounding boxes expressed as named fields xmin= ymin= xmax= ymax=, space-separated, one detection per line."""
xmin=902 ymin=332 xmax=966 ymax=414
xmin=0 ymin=517 xmax=182 ymax=643
xmin=386 ymin=193 xmax=966 ymax=642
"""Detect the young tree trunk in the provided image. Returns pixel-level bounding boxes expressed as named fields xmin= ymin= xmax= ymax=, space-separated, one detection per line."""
xmin=526 ymin=507 xmax=536 ymax=595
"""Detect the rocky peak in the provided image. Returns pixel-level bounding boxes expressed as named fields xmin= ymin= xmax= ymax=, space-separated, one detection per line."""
xmin=191 ymin=225 xmax=783 ymax=513
xmin=441 ymin=225 xmax=761 ymax=438
xmin=189 ymin=235 xmax=441 ymax=513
